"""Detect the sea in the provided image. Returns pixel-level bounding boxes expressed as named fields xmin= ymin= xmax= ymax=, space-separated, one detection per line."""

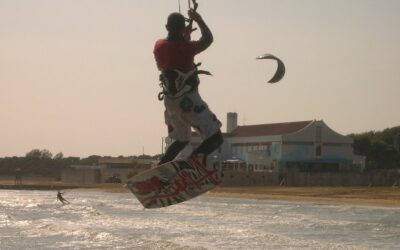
xmin=0 ymin=190 xmax=399 ymax=250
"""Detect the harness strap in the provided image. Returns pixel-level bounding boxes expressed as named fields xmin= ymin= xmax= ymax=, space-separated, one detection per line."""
xmin=158 ymin=68 xmax=212 ymax=101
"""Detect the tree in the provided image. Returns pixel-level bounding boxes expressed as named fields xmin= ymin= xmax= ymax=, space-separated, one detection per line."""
xmin=25 ymin=149 xmax=42 ymax=159
xmin=25 ymin=149 xmax=53 ymax=159
xmin=350 ymin=128 xmax=400 ymax=169
xmin=54 ymin=152 xmax=64 ymax=160
xmin=40 ymin=149 xmax=53 ymax=159
xmin=351 ymin=132 xmax=374 ymax=156
xmin=79 ymin=155 xmax=102 ymax=165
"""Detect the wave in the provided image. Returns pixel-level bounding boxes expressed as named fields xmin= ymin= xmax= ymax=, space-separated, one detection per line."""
xmin=0 ymin=190 xmax=399 ymax=250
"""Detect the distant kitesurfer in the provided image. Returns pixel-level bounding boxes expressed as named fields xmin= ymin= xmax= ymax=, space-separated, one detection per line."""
xmin=154 ymin=9 xmax=223 ymax=167
xmin=14 ymin=168 xmax=22 ymax=185
xmin=57 ymin=190 xmax=69 ymax=205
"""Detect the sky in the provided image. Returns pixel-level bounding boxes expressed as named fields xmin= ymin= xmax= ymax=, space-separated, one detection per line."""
xmin=1 ymin=0 xmax=399 ymax=157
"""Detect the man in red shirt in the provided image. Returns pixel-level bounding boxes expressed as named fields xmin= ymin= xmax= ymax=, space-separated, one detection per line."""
xmin=154 ymin=10 xmax=223 ymax=166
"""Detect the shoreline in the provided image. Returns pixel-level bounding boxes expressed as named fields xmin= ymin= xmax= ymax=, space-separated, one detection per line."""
xmin=1 ymin=180 xmax=399 ymax=208
xmin=208 ymin=187 xmax=400 ymax=208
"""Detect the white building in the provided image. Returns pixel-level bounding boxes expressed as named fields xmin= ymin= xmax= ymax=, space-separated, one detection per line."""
xmin=167 ymin=112 xmax=364 ymax=173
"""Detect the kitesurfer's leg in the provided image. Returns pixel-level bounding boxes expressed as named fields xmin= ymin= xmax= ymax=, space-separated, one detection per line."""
xmin=159 ymin=102 xmax=191 ymax=165
xmin=191 ymin=130 xmax=223 ymax=165
xmin=158 ymin=140 xmax=189 ymax=165
xmin=58 ymin=196 xmax=65 ymax=205
xmin=180 ymin=91 xmax=222 ymax=166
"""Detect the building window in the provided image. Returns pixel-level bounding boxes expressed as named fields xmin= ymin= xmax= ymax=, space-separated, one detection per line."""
xmin=232 ymin=146 xmax=238 ymax=155
xmin=315 ymin=126 xmax=322 ymax=157
xmin=316 ymin=126 xmax=322 ymax=144
xmin=316 ymin=145 xmax=322 ymax=157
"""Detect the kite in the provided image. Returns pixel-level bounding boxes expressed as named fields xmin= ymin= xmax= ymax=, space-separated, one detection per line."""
xmin=256 ymin=54 xmax=286 ymax=83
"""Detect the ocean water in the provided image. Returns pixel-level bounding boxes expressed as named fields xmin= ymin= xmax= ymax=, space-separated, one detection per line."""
xmin=0 ymin=190 xmax=399 ymax=250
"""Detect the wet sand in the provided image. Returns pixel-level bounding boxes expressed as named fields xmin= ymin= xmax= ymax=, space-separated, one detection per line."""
xmin=1 ymin=180 xmax=399 ymax=207
xmin=208 ymin=186 xmax=400 ymax=207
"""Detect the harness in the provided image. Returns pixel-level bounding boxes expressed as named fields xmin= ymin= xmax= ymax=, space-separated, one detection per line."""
xmin=158 ymin=65 xmax=211 ymax=101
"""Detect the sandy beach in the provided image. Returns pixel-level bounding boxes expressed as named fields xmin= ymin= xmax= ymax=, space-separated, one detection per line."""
xmin=1 ymin=179 xmax=399 ymax=207
xmin=208 ymin=186 xmax=400 ymax=207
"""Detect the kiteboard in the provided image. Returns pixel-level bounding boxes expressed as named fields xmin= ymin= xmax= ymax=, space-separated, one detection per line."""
xmin=125 ymin=156 xmax=223 ymax=209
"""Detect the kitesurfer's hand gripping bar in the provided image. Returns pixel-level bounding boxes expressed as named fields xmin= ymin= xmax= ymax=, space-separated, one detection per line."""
xmin=184 ymin=0 xmax=199 ymax=40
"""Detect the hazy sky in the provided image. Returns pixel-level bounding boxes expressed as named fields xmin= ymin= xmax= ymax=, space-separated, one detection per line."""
xmin=1 ymin=0 xmax=399 ymax=157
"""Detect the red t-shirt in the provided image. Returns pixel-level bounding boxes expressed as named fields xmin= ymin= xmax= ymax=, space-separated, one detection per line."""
xmin=153 ymin=39 xmax=205 ymax=73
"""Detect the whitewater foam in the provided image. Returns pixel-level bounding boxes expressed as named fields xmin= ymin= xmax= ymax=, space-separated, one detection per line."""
xmin=0 ymin=190 xmax=399 ymax=250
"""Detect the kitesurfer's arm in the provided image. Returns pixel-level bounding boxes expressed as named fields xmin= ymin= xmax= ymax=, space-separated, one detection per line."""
xmin=187 ymin=10 xmax=213 ymax=52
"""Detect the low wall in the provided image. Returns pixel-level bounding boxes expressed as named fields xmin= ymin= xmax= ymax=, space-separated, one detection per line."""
xmin=221 ymin=170 xmax=400 ymax=187
xmin=61 ymin=168 xmax=101 ymax=184
xmin=101 ymin=167 xmax=148 ymax=183
xmin=221 ymin=171 xmax=279 ymax=186
xmin=0 ymin=175 xmax=56 ymax=182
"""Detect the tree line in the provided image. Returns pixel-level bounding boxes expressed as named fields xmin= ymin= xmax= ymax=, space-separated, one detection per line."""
xmin=1 ymin=126 xmax=399 ymax=178
xmin=0 ymin=149 xmax=161 ymax=178
xmin=349 ymin=126 xmax=400 ymax=169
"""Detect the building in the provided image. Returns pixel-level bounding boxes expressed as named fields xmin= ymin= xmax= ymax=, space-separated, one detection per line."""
xmin=98 ymin=157 xmax=151 ymax=183
xmin=61 ymin=158 xmax=153 ymax=184
xmin=61 ymin=165 xmax=102 ymax=184
xmin=167 ymin=112 xmax=364 ymax=173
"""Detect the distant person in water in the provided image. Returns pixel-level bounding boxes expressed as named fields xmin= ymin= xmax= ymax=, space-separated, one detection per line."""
xmin=14 ymin=168 xmax=22 ymax=185
xmin=57 ymin=190 xmax=69 ymax=205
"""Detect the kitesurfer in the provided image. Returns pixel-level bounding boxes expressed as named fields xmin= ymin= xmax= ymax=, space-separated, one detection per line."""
xmin=57 ymin=190 xmax=69 ymax=205
xmin=154 ymin=9 xmax=223 ymax=166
